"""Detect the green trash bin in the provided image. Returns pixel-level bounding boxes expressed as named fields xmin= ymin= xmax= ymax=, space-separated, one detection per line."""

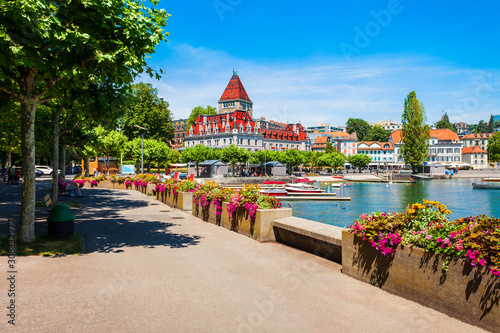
xmin=47 ymin=204 xmax=75 ymax=239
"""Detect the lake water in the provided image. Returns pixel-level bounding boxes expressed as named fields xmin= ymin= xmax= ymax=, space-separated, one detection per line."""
xmin=284 ymin=178 xmax=500 ymax=228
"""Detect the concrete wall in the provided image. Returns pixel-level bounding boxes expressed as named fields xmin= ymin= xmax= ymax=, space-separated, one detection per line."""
xmin=273 ymin=217 xmax=343 ymax=264
xmin=342 ymin=230 xmax=499 ymax=332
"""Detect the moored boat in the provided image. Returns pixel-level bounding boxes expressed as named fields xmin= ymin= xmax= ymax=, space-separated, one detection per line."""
xmin=482 ymin=177 xmax=500 ymax=182
xmin=260 ymin=181 xmax=288 ymax=197
xmin=472 ymin=183 xmax=500 ymax=190
xmin=285 ymin=178 xmax=324 ymax=193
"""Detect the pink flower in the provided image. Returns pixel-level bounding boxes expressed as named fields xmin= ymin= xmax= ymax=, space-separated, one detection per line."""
xmin=436 ymin=238 xmax=443 ymax=243
xmin=425 ymin=235 xmax=433 ymax=240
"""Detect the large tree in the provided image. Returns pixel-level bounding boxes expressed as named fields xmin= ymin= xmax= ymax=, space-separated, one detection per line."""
xmin=220 ymin=144 xmax=250 ymax=176
xmin=0 ymin=0 xmax=169 ymax=242
xmin=346 ymin=118 xmax=371 ymax=141
xmin=400 ymin=91 xmax=430 ymax=173
xmin=121 ymin=83 xmax=174 ymax=144
xmin=348 ymin=154 xmax=372 ymax=172
xmin=186 ymin=105 xmax=217 ymax=128
xmin=364 ymin=124 xmax=391 ymax=142
xmin=318 ymin=152 xmax=346 ymax=171
xmin=0 ymin=98 xmax=21 ymax=167
xmin=282 ymin=148 xmax=304 ymax=174
xmin=488 ymin=132 xmax=500 ymax=163
xmin=181 ymin=144 xmax=212 ymax=177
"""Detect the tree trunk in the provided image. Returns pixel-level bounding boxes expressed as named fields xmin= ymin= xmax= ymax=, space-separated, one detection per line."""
xmin=84 ymin=158 xmax=90 ymax=177
xmin=147 ymin=160 xmax=151 ymax=173
xmin=6 ymin=151 xmax=12 ymax=168
xmin=19 ymin=72 xmax=40 ymax=243
xmin=51 ymin=107 xmax=62 ymax=204
xmin=196 ymin=162 xmax=199 ymax=177
xmin=107 ymin=155 xmax=110 ymax=177
xmin=60 ymin=141 xmax=67 ymax=179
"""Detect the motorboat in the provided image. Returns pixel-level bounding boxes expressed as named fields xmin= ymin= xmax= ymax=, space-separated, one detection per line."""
xmin=482 ymin=177 xmax=500 ymax=182
xmin=472 ymin=183 xmax=500 ymax=190
xmin=285 ymin=179 xmax=324 ymax=193
xmin=260 ymin=181 xmax=288 ymax=197
xmin=332 ymin=175 xmax=345 ymax=179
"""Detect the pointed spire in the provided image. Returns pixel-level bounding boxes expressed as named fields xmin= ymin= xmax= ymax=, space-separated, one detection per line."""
xmin=219 ymin=73 xmax=252 ymax=103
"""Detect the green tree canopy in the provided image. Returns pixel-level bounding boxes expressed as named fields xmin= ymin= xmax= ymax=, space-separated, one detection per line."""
xmin=364 ymin=124 xmax=391 ymax=142
xmin=186 ymin=105 xmax=218 ymax=128
xmin=324 ymin=141 xmax=335 ymax=153
xmin=318 ymin=152 xmax=346 ymax=170
xmin=181 ymin=144 xmax=212 ymax=177
xmin=282 ymin=149 xmax=304 ymax=174
xmin=219 ymin=144 xmax=250 ymax=176
xmin=400 ymin=91 xmax=430 ymax=173
xmin=346 ymin=118 xmax=371 ymax=141
xmin=435 ymin=113 xmax=456 ymax=132
xmin=121 ymin=83 xmax=174 ymax=144
xmin=348 ymin=154 xmax=372 ymax=172
xmin=488 ymin=132 xmax=500 ymax=163
xmin=0 ymin=0 xmax=169 ymax=242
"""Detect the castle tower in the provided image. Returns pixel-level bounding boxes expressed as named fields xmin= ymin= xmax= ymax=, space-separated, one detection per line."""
xmin=218 ymin=70 xmax=253 ymax=117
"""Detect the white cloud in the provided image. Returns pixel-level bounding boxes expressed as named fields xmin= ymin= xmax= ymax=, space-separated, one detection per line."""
xmin=140 ymin=44 xmax=500 ymax=127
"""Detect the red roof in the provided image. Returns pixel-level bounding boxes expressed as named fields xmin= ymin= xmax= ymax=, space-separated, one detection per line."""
xmin=390 ymin=129 xmax=460 ymax=144
xmin=188 ymin=111 xmax=308 ymax=143
xmin=462 ymin=146 xmax=487 ymax=154
xmin=219 ymin=74 xmax=252 ymax=103
xmin=461 ymin=133 xmax=493 ymax=140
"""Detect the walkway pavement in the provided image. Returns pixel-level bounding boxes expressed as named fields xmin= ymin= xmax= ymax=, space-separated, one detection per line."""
xmin=1 ymin=178 xmax=487 ymax=332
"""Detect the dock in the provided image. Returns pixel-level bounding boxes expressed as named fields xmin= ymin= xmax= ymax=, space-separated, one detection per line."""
xmin=280 ymin=196 xmax=351 ymax=201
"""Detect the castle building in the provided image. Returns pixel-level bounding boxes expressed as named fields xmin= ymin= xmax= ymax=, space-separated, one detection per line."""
xmin=184 ymin=72 xmax=310 ymax=151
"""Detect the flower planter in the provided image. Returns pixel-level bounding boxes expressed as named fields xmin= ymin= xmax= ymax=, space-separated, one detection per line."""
xmin=98 ymin=181 xmax=111 ymax=189
xmin=112 ymin=183 xmax=127 ymax=190
xmin=175 ymin=191 xmax=193 ymax=211
xmin=221 ymin=202 xmax=292 ymax=242
xmin=341 ymin=230 xmax=499 ymax=332
xmin=146 ymin=183 xmax=156 ymax=194
xmin=192 ymin=202 xmax=218 ymax=223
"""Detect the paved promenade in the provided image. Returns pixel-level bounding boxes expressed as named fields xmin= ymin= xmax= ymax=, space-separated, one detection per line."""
xmin=0 ymin=178 xmax=487 ymax=332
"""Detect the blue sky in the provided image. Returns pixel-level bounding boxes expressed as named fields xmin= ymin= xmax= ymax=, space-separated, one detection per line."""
xmin=141 ymin=0 xmax=500 ymax=127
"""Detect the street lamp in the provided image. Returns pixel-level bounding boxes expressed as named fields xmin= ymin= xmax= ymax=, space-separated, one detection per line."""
xmin=134 ymin=125 xmax=148 ymax=174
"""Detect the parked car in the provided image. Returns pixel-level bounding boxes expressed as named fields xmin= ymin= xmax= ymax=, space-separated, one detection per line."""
xmin=35 ymin=165 xmax=53 ymax=175
xmin=35 ymin=169 xmax=43 ymax=177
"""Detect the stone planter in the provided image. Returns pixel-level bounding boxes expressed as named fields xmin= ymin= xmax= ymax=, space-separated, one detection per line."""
xmin=146 ymin=183 xmax=156 ymax=194
xmin=341 ymin=230 xmax=499 ymax=332
xmin=221 ymin=202 xmax=292 ymax=242
xmin=113 ymin=183 xmax=127 ymax=190
xmin=192 ymin=202 xmax=221 ymax=225
xmin=175 ymin=191 xmax=193 ymax=211
xmin=98 ymin=181 xmax=111 ymax=189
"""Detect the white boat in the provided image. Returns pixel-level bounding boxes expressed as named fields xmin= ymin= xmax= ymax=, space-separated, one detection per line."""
xmin=285 ymin=179 xmax=324 ymax=193
xmin=331 ymin=183 xmax=351 ymax=188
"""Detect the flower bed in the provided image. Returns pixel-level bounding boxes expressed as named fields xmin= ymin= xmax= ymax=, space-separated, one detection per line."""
xmin=191 ymin=183 xmax=291 ymax=242
xmin=343 ymin=200 xmax=499 ymax=331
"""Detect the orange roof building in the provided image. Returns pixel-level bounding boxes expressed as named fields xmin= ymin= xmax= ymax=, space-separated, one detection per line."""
xmin=218 ymin=71 xmax=253 ymax=117
xmin=389 ymin=129 xmax=463 ymax=164
xmin=462 ymin=146 xmax=489 ymax=167
xmin=357 ymin=142 xmax=394 ymax=164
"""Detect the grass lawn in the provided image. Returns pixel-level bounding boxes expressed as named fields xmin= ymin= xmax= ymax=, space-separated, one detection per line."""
xmin=0 ymin=234 xmax=82 ymax=256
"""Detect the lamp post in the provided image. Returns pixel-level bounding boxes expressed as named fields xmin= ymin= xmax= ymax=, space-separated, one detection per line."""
xmin=134 ymin=125 xmax=148 ymax=174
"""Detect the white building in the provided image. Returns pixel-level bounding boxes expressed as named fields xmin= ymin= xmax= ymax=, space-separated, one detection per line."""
xmin=390 ymin=129 xmax=463 ymax=164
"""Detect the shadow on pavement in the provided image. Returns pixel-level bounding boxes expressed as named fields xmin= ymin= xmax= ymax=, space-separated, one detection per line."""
xmin=80 ymin=218 xmax=202 ymax=254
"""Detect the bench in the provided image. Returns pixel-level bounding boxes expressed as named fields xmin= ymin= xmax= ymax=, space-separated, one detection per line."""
xmin=272 ymin=217 xmax=344 ymax=264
